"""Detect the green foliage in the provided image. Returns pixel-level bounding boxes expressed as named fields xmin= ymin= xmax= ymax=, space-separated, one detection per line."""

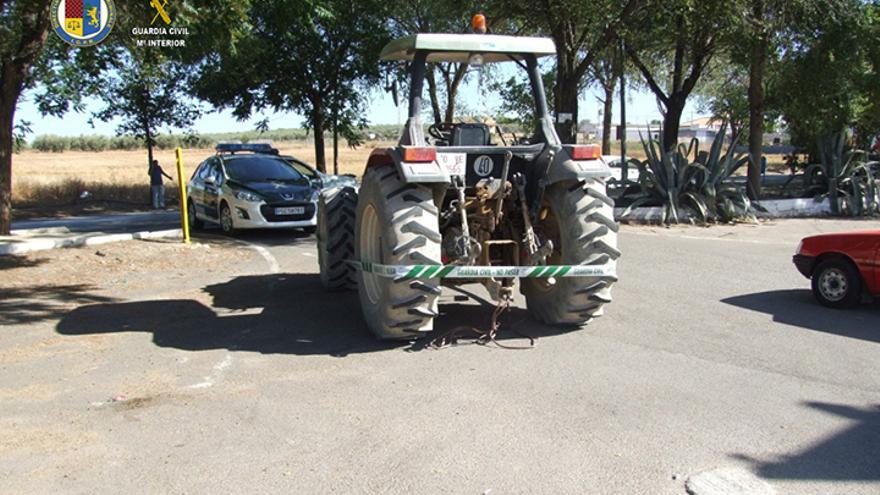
xmin=620 ymin=124 xmax=756 ymax=224
xmin=194 ymin=0 xmax=391 ymax=171
xmin=488 ymin=68 xmax=555 ymax=132
xmin=624 ymin=0 xmax=740 ymax=150
xmin=773 ymin=0 xmax=876 ymax=150
xmin=12 ymin=121 xmax=31 ymax=153
xmin=695 ymin=61 xmax=751 ymax=135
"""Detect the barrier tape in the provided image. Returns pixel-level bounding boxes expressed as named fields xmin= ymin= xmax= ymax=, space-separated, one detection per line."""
xmin=349 ymin=261 xmax=616 ymax=279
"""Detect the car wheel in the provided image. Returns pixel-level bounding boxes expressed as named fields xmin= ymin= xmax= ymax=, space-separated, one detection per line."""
xmin=811 ymin=258 xmax=862 ymax=308
xmin=187 ymin=199 xmax=204 ymax=230
xmin=219 ymin=202 xmax=236 ymax=235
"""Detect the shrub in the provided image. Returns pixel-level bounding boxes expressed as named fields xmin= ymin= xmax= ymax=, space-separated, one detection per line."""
xmin=109 ymin=135 xmax=143 ymax=150
xmin=804 ymin=132 xmax=880 ymax=216
xmin=32 ymin=135 xmax=70 ymax=152
xmin=620 ymin=124 xmax=756 ymax=224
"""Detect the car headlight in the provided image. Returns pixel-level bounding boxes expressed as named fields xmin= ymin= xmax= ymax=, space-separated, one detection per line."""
xmin=234 ymin=190 xmax=263 ymax=202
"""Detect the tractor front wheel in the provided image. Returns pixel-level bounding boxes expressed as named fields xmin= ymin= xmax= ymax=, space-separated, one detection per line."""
xmin=317 ymin=186 xmax=358 ymax=290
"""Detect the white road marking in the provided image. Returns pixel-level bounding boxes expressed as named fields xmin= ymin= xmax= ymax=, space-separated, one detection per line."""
xmin=624 ymin=229 xmax=793 ymax=247
xmin=245 ymin=243 xmax=281 ymax=273
xmin=685 ymin=467 xmax=776 ymax=495
xmin=187 ymin=353 xmax=234 ymax=389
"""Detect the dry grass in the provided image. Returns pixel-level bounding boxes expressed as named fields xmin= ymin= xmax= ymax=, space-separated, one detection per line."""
xmin=12 ymin=138 xmax=660 ymax=217
xmin=11 ymin=140 xmax=391 ymax=216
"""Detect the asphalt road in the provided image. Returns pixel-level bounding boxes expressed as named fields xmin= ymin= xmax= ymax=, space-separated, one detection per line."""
xmin=2 ymin=219 xmax=879 ymax=494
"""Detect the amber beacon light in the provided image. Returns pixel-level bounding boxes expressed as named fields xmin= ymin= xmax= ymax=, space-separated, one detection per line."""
xmin=471 ymin=13 xmax=487 ymax=34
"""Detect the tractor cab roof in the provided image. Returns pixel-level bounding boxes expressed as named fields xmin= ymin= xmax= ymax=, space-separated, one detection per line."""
xmin=380 ymin=33 xmax=556 ymax=63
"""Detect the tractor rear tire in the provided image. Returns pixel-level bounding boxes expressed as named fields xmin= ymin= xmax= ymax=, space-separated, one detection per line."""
xmin=522 ymin=178 xmax=619 ymax=325
xmin=318 ymin=186 xmax=358 ymax=291
xmin=355 ymin=165 xmax=442 ymax=340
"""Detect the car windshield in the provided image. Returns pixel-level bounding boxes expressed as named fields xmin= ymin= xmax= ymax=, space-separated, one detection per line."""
xmin=223 ymin=156 xmax=307 ymax=184
xmin=286 ymin=159 xmax=319 ymax=180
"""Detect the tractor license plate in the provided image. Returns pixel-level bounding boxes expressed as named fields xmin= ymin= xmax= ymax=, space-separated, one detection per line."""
xmin=275 ymin=206 xmax=304 ymax=215
xmin=436 ymin=152 xmax=466 ymax=178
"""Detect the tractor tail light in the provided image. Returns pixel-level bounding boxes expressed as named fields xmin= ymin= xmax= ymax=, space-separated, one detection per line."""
xmin=567 ymin=144 xmax=601 ymax=160
xmin=402 ymin=147 xmax=437 ymax=163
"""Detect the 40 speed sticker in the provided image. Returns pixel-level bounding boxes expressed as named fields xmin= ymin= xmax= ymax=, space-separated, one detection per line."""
xmin=350 ymin=261 xmax=616 ymax=279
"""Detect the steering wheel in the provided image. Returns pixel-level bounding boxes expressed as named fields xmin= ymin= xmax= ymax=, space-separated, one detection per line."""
xmin=428 ymin=122 xmax=455 ymax=143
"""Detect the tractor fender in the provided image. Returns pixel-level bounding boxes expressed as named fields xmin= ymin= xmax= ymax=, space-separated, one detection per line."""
xmin=364 ymin=147 xmax=451 ymax=184
xmin=543 ymin=146 xmax=613 ymax=185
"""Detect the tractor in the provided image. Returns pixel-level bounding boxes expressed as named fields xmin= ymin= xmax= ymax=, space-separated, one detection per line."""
xmin=317 ymin=16 xmax=619 ymax=340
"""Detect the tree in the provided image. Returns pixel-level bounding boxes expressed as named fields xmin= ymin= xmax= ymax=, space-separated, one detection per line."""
xmin=772 ymin=0 xmax=872 ymax=151
xmin=694 ymin=60 xmax=750 ymax=138
xmin=389 ymin=0 xmax=484 ymax=124
xmin=0 ymin=0 xmax=52 ymax=234
xmin=733 ymin=0 xmax=833 ymax=198
xmin=504 ymin=0 xmax=642 ymax=144
xmin=91 ymin=48 xmax=200 ymax=169
xmin=588 ymin=46 xmax=628 ymax=155
xmin=488 ymin=67 xmax=555 ymax=133
xmin=17 ymin=0 xmax=247 ymax=210
xmin=196 ymin=0 xmax=389 ymax=173
xmin=625 ymin=1 xmax=737 ymax=151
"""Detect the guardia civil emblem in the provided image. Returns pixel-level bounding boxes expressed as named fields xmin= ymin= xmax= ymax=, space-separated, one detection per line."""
xmin=51 ymin=0 xmax=116 ymax=47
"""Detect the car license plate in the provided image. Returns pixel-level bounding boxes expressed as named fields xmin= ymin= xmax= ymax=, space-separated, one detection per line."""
xmin=436 ymin=152 xmax=466 ymax=178
xmin=275 ymin=206 xmax=304 ymax=215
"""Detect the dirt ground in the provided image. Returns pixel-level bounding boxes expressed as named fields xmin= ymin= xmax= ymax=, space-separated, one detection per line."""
xmin=1 ymin=221 xmax=877 ymax=494
xmin=0 ymin=238 xmax=258 ymax=329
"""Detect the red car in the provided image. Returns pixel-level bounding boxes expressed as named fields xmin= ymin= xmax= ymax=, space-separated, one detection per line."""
xmin=793 ymin=231 xmax=880 ymax=308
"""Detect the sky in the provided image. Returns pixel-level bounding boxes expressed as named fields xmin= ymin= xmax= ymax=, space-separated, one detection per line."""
xmin=14 ymin=65 xmax=706 ymax=139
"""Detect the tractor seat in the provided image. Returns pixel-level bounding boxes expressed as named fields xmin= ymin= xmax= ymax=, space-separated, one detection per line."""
xmin=451 ymin=123 xmax=491 ymax=146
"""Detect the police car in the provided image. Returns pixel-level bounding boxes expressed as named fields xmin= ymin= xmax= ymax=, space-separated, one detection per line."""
xmin=187 ymin=143 xmax=323 ymax=234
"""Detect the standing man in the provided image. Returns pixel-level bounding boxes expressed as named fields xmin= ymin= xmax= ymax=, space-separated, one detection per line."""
xmin=148 ymin=159 xmax=173 ymax=209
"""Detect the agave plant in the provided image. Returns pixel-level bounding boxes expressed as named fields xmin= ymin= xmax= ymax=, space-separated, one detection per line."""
xmin=805 ymin=132 xmax=880 ymax=216
xmin=620 ymin=123 xmax=755 ymax=224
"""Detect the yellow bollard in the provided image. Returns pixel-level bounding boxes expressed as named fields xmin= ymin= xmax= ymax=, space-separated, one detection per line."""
xmin=175 ymin=147 xmax=191 ymax=244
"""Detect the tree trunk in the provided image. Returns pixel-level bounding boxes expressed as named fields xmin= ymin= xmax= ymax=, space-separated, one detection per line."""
xmin=442 ymin=63 xmax=467 ymax=123
xmin=662 ymin=96 xmax=685 ymax=151
xmin=0 ymin=97 xmax=13 ymax=235
xmin=425 ymin=65 xmax=442 ymax=124
xmin=747 ymin=0 xmax=767 ymax=200
xmin=312 ymin=99 xmax=327 ymax=173
xmin=555 ymin=74 xmax=579 ymax=144
xmin=602 ymin=83 xmax=615 ymax=155
xmin=144 ymin=123 xmax=154 ymax=170
xmin=0 ymin=1 xmax=52 ymax=235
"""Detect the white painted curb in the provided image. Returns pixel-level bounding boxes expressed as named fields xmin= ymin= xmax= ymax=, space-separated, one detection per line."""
xmin=614 ymin=198 xmax=835 ymax=223
xmin=754 ymin=198 xmax=833 ymax=218
xmin=0 ymin=228 xmax=182 ymax=256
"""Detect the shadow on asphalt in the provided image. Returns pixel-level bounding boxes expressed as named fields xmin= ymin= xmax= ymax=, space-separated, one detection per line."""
xmin=721 ymin=289 xmax=880 ymax=343
xmin=2 ymin=284 xmax=113 ymax=326
xmin=733 ymin=401 xmax=880 ymax=481
xmin=56 ymin=273 xmax=571 ymax=356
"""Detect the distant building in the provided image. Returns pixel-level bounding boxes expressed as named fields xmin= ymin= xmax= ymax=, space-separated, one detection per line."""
xmin=592 ymin=117 xmax=785 ymax=145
